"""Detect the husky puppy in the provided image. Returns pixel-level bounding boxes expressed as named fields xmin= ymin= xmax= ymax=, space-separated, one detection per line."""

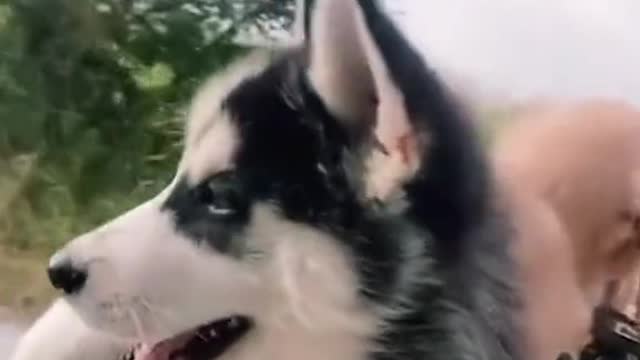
xmin=12 ymin=1 xmax=521 ymax=359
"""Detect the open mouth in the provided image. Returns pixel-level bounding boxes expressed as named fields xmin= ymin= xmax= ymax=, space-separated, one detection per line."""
xmin=123 ymin=316 xmax=252 ymax=360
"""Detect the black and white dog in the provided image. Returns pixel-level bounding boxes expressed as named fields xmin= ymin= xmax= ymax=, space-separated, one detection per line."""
xmin=12 ymin=1 xmax=522 ymax=359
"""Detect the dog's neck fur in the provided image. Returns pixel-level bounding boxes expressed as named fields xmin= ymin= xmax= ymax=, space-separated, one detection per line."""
xmin=221 ymin=320 xmax=373 ymax=360
xmin=217 ymin=207 xmax=379 ymax=360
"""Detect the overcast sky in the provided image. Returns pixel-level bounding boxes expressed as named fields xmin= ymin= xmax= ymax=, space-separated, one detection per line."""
xmin=388 ymin=0 xmax=640 ymax=107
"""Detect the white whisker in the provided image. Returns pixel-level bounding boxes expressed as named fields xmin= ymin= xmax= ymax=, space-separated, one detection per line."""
xmin=138 ymin=297 xmax=180 ymax=330
xmin=127 ymin=307 xmax=149 ymax=344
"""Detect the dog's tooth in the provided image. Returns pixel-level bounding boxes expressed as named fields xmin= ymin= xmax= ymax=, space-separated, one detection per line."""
xmin=196 ymin=331 xmax=208 ymax=341
xmin=120 ymin=349 xmax=135 ymax=360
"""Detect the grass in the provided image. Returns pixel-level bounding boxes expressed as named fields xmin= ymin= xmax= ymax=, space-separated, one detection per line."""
xmin=0 ymin=174 xmax=162 ymax=320
xmin=0 ymin=158 xmax=172 ymax=319
xmin=0 ymin=151 xmax=175 ymax=320
xmin=0 ymin=244 xmax=55 ymax=321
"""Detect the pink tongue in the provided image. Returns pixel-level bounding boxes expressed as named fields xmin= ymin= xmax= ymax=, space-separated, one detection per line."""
xmin=135 ymin=331 xmax=194 ymax=360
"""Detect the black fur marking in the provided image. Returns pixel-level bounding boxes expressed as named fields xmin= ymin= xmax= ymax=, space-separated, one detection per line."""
xmin=162 ymin=175 xmax=250 ymax=254
xmin=222 ymin=55 xmax=375 ymax=227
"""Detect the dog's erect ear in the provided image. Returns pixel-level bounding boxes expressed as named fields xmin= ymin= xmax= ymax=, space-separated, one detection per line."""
xmin=307 ymin=0 xmax=427 ymax=201
xmin=307 ymin=0 xmax=373 ymax=126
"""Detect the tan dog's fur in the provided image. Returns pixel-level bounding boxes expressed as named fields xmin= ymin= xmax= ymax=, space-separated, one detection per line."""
xmin=491 ymin=99 xmax=640 ymax=360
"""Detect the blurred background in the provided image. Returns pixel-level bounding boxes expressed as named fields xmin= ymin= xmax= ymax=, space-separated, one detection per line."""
xmin=1 ymin=0 xmax=639 ymax=355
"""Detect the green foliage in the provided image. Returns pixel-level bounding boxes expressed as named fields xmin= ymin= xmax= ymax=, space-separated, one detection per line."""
xmin=0 ymin=0 xmax=294 ymax=250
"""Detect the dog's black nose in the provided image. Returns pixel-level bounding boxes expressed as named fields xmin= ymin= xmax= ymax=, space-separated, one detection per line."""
xmin=47 ymin=253 xmax=87 ymax=294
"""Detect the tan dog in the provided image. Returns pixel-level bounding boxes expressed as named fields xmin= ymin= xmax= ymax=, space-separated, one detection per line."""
xmin=491 ymin=99 xmax=640 ymax=360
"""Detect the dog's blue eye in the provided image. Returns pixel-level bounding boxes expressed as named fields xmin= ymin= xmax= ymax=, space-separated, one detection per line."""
xmin=194 ymin=174 xmax=241 ymax=217
xmin=204 ymin=186 xmax=236 ymax=216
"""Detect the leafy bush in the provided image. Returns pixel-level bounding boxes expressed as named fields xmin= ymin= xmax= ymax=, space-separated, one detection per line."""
xmin=0 ymin=0 xmax=294 ymax=250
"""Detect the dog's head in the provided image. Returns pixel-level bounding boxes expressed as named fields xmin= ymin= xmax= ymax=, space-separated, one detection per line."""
xmin=46 ymin=1 xmax=450 ymax=359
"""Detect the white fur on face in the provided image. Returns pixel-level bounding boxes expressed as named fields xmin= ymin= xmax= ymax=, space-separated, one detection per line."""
xmin=48 ymin=68 xmax=258 ymax=342
xmin=178 ymin=50 xmax=273 ymax=182
xmin=185 ymin=113 xmax=239 ymax=184
xmin=58 ymin=191 xmax=263 ymax=343
xmin=10 ymin=299 xmax=130 ymax=360
xmin=218 ymin=206 xmax=378 ymax=360
xmin=52 ymin=199 xmax=376 ymax=360
xmin=184 ymin=51 xmax=273 ymax=151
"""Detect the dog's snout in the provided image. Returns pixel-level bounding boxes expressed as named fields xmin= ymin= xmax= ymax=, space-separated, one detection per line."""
xmin=47 ymin=252 xmax=88 ymax=295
